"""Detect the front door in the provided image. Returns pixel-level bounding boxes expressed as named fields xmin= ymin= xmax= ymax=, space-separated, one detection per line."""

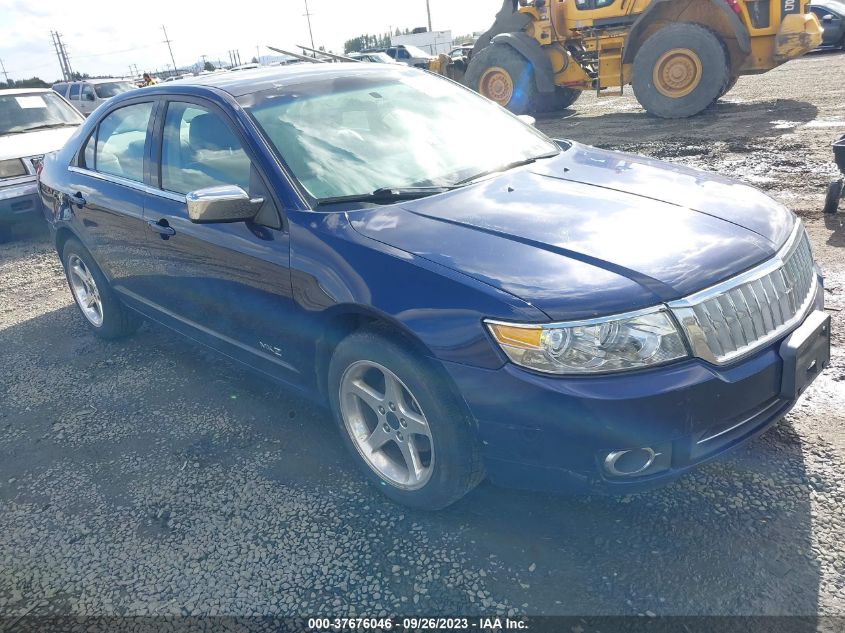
xmin=138 ymin=98 xmax=299 ymax=382
xmin=62 ymin=99 xmax=157 ymax=294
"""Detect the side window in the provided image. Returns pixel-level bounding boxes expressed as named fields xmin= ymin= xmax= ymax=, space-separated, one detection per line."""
xmin=79 ymin=132 xmax=96 ymax=170
xmin=94 ymin=102 xmax=153 ymax=182
xmin=398 ymin=49 xmax=410 ymax=59
xmin=69 ymin=84 xmax=81 ymax=100
xmin=81 ymin=84 xmax=95 ymax=101
xmin=160 ymin=102 xmax=251 ymax=195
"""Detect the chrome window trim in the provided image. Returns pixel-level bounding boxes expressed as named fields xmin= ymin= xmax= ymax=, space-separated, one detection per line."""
xmin=68 ymin=166 xmax=185 ymax=203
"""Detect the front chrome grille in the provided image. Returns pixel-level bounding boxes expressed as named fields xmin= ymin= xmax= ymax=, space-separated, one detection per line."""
xmin=669 ymin=224 xmax=817 ymax=365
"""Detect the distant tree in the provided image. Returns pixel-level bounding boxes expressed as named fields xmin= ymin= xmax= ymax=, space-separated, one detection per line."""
xmin=204 ymin=61 xmax=217 ymax=72
xmin=344 ymin=31 xmax=392 ymax=53
xmin=249 ymin=57 xmax=258 ymax=65
xmin=8 ymin=76 xmax=49 ymax=88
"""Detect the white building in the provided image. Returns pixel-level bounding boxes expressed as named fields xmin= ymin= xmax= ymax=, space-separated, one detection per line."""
xmin=391 ymin=30 xmax=454 ymax=56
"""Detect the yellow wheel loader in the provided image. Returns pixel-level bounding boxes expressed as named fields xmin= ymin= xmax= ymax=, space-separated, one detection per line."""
xmin=446 ymin=0 xmax=822 ymax=118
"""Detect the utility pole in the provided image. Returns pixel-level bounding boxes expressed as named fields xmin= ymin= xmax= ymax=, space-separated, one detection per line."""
xmin=426 ymin=0 xmax=432 ymax=31
xmin=0 ymin=58 xmax=9 ymax=85
xmin=162 ymin=25 xmax=177 ymax=74
xmin=50 ymin=31 xmax=73 ymax=81
xmin=304 ymin=0 xmax=316 ymax=57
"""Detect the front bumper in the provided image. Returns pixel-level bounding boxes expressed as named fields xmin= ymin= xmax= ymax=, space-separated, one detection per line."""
xmin=0 ymin=180 xmax=43 ymax=224
xmin=443 ymin=277 xmax=827 ymax=494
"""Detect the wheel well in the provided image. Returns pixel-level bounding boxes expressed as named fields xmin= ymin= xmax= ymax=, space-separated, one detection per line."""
xmin=313 ymin=310 xmax=474 ymax=430
xmin=314 ymin=310 xmax=434 ymax=399
xmin=54 ymin=227 xmax=76 ymax=259
xmin=624 ymin=0 xmax=750 ymax=73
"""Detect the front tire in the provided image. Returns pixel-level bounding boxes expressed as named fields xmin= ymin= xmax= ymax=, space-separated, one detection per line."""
xmin=61 ymin=237 xmax=141 ymax=339
xmin=465 ymin=44 xmax=541 ymax=115
xmin=824 ymin=179 xmax=843 ymax=215
xmin=328 ymin=329 xmax=484 ymax=510
xmin=632 ymin=23 xmax=730 ymax=118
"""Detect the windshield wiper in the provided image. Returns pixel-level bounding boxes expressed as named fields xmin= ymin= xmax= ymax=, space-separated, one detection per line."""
xmin=314 ymin=186 xmax=456 ymax=208
xmin=452 ymin=152 xmax=560 ymax=186
xmin=6 ymin=123 xmax=77 ymax=135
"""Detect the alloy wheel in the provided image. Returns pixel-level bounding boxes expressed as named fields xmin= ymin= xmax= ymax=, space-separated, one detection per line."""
xmin=339 ymin=360 xmax=435 ymax=490
xmin=67 ymin=254 xmax=103 ymax=327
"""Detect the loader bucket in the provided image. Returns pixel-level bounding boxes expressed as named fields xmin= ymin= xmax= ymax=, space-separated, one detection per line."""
xmin=774 ymin=13 xmax=823 ymax=62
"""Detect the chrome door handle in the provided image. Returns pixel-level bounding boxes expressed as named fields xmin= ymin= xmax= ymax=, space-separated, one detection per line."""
xmin=68 ymin=191 xmax=86 ymax=208
xmin=147 ymin=219 xmax=176 ymax=237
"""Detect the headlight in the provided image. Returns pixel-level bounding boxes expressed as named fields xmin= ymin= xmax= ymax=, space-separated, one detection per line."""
xmin=485 ymin=308 xmax=689 ymax=375
xmin=0 ymin=159 xmax=27 ymax=179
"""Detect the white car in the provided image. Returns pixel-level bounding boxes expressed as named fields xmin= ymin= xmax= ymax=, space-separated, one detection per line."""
xmin=0 ymin=88 xmax=84 ymax=242
xmin=52 ymin=79 xmax=136 ymax=116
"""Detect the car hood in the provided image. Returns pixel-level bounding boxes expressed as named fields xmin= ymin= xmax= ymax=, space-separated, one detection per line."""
xmin=0 ymin=127 xmax=79 ymax=161
xmin=348 ymin=144 xmax=795 ymax=321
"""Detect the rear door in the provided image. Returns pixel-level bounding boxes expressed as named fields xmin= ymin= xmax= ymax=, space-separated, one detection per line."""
xmin=138 ymin=97 xmax=299 ymax=381
xmin=63 ymin=98 xmax=158 ymax=293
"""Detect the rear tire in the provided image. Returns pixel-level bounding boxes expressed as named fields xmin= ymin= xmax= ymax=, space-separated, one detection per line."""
xmin=61 ymin=237 xmax=142 ymax=339
xmin=328 ymin=329 xmax=484 ymax=510
xmin=632 ymin=23 xmax=730 ymax=118
xmin=824 ymin=180 xmax=843 ymax=215
xmin=465 ymin=44 xmax=544 ymax=115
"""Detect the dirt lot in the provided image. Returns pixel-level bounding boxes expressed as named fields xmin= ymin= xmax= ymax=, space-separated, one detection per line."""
xmin=1 ymin=51 xmax=844 ymax=621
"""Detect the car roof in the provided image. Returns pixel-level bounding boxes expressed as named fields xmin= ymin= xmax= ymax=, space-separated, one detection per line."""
xmin=136 ymin=63 xmax=419 ymax=98
xmin=0 ymin=88 xmax=52 ymax=95
xmin=82 ymin=78 xmax=133 ymax=84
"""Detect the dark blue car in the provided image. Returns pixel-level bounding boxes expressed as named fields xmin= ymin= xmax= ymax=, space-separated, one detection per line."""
xmin=37 ymin=64 xmax=830 ymax=509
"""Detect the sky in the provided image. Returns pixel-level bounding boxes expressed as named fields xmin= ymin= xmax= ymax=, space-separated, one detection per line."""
xmin=0 ymin=0 xmax=506 ymax=81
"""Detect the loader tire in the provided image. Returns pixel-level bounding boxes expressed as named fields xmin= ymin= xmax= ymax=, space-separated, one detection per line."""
xmin=534 ymin=86 xmax=582 ymax=113
xmin=465 ymin=44 xmax=543 ymax=115
xmin=632 ymin=23 xmax=729 ymax=118
xmin=719 ymin=75 xmax=739 ymax=99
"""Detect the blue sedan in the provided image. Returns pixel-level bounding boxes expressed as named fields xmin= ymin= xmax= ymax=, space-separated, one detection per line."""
xmin=37 ymin=64 xmax=830 ymax=509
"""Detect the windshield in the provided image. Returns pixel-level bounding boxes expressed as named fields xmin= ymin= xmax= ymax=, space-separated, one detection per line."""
xmin=0 ymin=92 xmax=83 ymax=135
xmin=242 ymin=71 xmax=559 ymax=202
xmin=94 ymin=81 xmax=135 ymax=98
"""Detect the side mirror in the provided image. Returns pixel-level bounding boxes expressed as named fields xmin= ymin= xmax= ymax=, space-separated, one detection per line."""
xmin=823 ymin=13 xmax=834 ymax=21
xmin=517 ymin=114 xmax=537 ymax=127
xmin=186 ymin=185 xmax=263 ymax=224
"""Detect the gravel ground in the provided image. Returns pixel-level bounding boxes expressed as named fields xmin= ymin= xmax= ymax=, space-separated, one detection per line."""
xmin=1 ymin=51 xmax=844 ymax=621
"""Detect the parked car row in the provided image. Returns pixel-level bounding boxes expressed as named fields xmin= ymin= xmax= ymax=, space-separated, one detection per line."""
xmin=51 ymin=79 xmax=136 ymax=115
xmin=0 ymin=88 xmax=84 ymax=241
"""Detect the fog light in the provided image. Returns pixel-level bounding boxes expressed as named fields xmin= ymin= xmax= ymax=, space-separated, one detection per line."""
xmin=603 ymin=444 xmax=672 ymax=478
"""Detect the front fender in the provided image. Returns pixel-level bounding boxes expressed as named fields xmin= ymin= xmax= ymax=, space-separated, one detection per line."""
xmin=622 ymin=0 xmax=752 ymax=64
xmin=491 ymin=32 xmax=557 ymax=94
